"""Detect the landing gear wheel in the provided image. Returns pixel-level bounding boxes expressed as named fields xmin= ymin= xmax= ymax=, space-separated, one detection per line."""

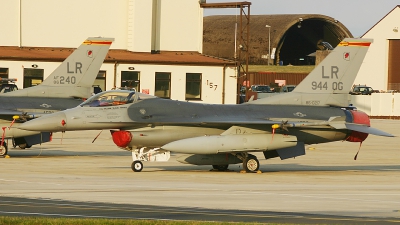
xmin=212 ymin=164 xmax=229 ymax=171
xmin=131 ymin=160 xmax=143 ymax=172
xmin=243 ymin=154 xmax=259 ymax=172
xmin=0 ymin=142 xmax=8 ymax=156
xmin=18 ymin=143 xmax=31 ymax=149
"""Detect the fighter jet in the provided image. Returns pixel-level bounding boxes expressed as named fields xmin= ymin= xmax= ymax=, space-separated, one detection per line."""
xmin=0 ymin=37 xmax=114 ymax=156
xmin=18 ymin=38 xmax=394 ymax=173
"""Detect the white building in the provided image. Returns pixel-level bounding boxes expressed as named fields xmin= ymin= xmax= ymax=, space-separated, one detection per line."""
xmin=356 ymin=5 xmax=400 ymax=92
xmin=0 ymin=0 xmax=237 ymax=104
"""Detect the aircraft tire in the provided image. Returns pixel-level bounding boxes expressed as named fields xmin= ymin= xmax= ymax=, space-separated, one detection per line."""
xmin=0 ymin=142 xmax=8 ymax=156
xmin=212 ymin=164 xmax=229 ymax=171
xmin=18 ymin=143 xmax=31 ymax=149
xmin=243 ymin=154 xmax=259 ymax=172
xmin=131 ymin=160 xmax=143 ymax=172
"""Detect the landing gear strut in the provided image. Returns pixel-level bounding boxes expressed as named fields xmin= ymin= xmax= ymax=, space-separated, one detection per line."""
xmin=129 ymin=147 xmax=171 ymax=172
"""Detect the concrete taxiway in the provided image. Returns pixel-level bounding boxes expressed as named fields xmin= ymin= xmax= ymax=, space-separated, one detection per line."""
xmin=1 ymin=119 xmax=400 ymax=223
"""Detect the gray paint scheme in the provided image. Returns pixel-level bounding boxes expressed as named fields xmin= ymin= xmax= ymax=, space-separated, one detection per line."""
xmin=18 ymin=90 xmax=393 ymax=172
xmin=18 ymin=38 xmax=393 ymax=172
xmin=0 ymin=37 xmax=113 ymax=155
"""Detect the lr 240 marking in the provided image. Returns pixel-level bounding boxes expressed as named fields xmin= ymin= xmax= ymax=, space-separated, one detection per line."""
xmin=53 ymin=76 xmax=76 ymax=84
xmin=311 ymin=81 xmax=343 ymax=90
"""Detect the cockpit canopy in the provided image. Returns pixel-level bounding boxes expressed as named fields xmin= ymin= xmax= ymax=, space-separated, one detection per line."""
xmin=80 ymin=90 xmax=156 ymax=107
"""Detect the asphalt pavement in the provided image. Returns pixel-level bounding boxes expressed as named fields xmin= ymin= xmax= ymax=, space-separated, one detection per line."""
xmin=1 ymin=119 xmax=400 ymax=224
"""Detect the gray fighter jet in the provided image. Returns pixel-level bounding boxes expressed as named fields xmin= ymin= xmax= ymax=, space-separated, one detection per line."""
xmin=19 ymin=38 xmax=394 ymax=172
xmin=0 ymin=37 xmax=114 ymax=156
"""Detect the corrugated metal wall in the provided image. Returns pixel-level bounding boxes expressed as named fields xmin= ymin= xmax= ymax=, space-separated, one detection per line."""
xmin=238 ymin=72 xmax=308 ymax=87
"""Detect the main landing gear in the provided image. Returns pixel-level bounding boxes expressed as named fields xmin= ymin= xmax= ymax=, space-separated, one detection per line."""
xmin=209 ymin=153 xmax=260 ymax=173
xmin=0 ymin=142 xmax=8 ymax=157
xmin=234 ymin=153 xmax=260 ymax=173
xmin=128 ymin=148 xmax=260 ymax=173
xmin=131 ymin=160 xmax=143 ymax=172
xmin=243 ymin=154 xmax=260 ymax=172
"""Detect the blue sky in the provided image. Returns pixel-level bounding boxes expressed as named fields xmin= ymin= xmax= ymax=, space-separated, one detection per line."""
xmin=203 ymin=0 xmax=400 ymax=37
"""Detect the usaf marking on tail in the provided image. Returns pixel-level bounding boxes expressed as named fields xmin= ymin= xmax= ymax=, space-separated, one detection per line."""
xmin=314 ymin=66 xmax=343 ymax=91
xmin=67 ymin=62 xmax=83 ymax=74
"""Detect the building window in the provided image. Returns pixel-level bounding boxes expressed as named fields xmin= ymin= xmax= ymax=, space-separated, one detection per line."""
xmin=155 ymin=72 xmax=171 ymax=99
xmin=186 ymin=73 xmax=201 ymax=100
xmin=23 ymin=68 xmax=44 ymax=88
xmin=0 ymin=67 xmax=9 ymax=79
xmin=93 ymin=70 xmax=106 ymax=93
xmin=121 ymin=71 xmax=140 ymax=91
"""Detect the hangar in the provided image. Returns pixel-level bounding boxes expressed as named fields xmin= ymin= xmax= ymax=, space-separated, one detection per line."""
xmin=356 ymin=5 xmax=400 ymax=92
xmin=203 ymin=14 xmax=353 ymax=65
xmin=0 ymin=0 xmax=356 ymax=104
xmin=0 ymin=0 xmax=238 ymax=104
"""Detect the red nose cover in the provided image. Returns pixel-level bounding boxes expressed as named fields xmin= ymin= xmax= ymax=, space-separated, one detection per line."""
xmin=346 ymin=110 xmax=370 ymax=142
xmin=111 ymin=130 xmax=132 ymax=147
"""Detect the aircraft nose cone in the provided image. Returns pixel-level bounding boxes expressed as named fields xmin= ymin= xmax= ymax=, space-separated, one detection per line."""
xmin=18 ymin=112 xmax=67 ymax=132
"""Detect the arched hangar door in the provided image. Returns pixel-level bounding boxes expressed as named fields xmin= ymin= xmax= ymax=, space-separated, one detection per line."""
xmin=275 ymin=19 xmax=347 ymax=66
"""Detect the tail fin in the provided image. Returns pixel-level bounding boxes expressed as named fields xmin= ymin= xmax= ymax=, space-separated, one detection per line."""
xmin=5 ymin=37 xmax=114 ymax=98
xmin=249 ymin=38 xmax=373 ymax=107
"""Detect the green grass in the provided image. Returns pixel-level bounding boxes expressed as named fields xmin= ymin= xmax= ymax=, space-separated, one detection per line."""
xmin=0 ymin=216 xmax=305 ymax=225
xmin=248 ymin=65 xmax=315 ymax=73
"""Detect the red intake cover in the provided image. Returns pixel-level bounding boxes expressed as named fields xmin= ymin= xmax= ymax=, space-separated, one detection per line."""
xmin=346 ymin=110 xmax=370 ymax=142
xmin=111 ymin=130 xmax=132 ymax=147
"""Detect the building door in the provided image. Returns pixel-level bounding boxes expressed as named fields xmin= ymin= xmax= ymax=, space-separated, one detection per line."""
xmin=388 ymin=39 xmax=400 ymax=91
xmin=23 ymin=68 xmax=44 ymax=88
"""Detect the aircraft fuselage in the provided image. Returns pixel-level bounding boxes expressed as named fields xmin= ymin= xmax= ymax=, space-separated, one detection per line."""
xmin=21 ymin=97 xmax=353 ymax=148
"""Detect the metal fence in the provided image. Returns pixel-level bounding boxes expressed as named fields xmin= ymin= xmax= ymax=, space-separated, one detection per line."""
xmin=238 ymin=72 xmax=308 ymax=88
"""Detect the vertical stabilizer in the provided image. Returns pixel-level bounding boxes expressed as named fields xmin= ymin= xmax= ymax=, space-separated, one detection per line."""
xmin=249 ymin=38 xmax=372 ymax=107
xmin=5 ymin=37 xmax=114 ymax=98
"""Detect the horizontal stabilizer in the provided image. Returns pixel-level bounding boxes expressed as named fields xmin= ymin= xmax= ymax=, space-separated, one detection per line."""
xmin=345 ymin=123 xmax=394 ymax=137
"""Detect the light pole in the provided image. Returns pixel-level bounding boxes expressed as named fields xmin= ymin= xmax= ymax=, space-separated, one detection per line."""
xmin=265 ymin=25 xmax=271 ymax=65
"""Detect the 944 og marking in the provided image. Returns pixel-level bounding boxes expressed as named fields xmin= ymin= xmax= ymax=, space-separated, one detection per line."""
xmin=311 ymin=81 xmax=344 ymax=91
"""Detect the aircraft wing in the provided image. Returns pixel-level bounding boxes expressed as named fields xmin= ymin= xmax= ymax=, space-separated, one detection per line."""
xmin=0 ymin=109 xmax=27 ymax=122
xmin=138 ymin=115 xmax=394 ymax=137
xmin=103 ymin=115 xmax=394 ymax=137
xmin=0 ymin=108 xmax=23 ymax=116
xmin=202 ymin=118 xmax=395 ymax=137
xmin=67 ymin=110 xmax=392 ymax=138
